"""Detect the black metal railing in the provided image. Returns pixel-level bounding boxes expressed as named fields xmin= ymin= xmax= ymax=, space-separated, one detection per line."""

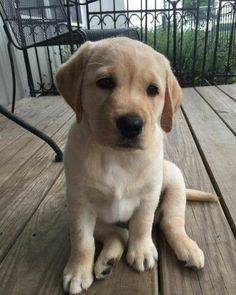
xmin=1 ymin=0 xmax=235 ymax=94
xmin=87 ymin=0 xmax=236 ymax=86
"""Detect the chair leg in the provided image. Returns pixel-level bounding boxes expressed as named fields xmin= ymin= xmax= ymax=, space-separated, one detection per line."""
xmin=23 ymin=49 xmax=35 ymax=97
xmin=7 ymin=41 xmax=16 ymax=113
xmin=0 ymin=104 xmax=63 ymax=162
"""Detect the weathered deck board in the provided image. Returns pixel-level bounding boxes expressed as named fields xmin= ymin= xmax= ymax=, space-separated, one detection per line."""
xmin=196 ymin=86 xmax=236 ymax=134
xmin=0 ymin=96 xmax=64 ymax=151
xmin=0 ymin=172 xmax=68 ymax=295
xmin=217 ymin=84 xmax=236 ymax=101
xmin=0 ymin=173 xmax=158 ymax=295
xmin=84 ymin=259 xmax=158 ymax=295
xmin=0 ymin=114 xmax=74 ymax=261
xmin=159 ymin=110 xmax=236 ymax=295
xmin=0 ymin=106 xmax=72 ymax=186
xmin=182 ymin=87 xmax=236 ymax=235
xmin=0 ymin=86 xmax=235 ymax=295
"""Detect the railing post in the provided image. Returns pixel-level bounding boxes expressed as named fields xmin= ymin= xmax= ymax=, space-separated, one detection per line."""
xmin=201 ymin=0 xmax=211 ymax=85
xmin=86 ymin=1 xmax=90 ymax=30
xmin=145 ymin=0 xmax=148 ymax=43
xmin=172 ymin=1 xmax=177 ymax=72
xmin=225 ymin=1 xmax=236 ymax=84
xmin=169 ymin=0 xmax=181 ymax=76
xmin=66 ymin=0 xmax=74 ymax=54
xmin=99 ymin=0 xmax=103 ymax=29
xmin=191 ymin=0 xmax=200 ymax=86
xmin=212 ymin=0 xmax=222 ymax=84
xmin=113 ymin=0 xmax=116 ymax=29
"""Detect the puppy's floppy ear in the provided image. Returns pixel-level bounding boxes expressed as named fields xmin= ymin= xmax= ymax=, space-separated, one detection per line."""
xmin=55 ymin=41 xmax=94 ymax=123
xmin=160 ymin=58 xmax=182 ymax=132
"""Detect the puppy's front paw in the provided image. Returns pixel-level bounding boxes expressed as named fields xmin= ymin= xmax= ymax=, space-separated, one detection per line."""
xmin=94 ymin=256 xmax=118 ymax=280
xmin=174 ymin=236 xmax=204 ymax=269
xmin=63 ymin=261 xmax=93 ymax=295
xmin=126 ymin=239 xmax=158 ymax=272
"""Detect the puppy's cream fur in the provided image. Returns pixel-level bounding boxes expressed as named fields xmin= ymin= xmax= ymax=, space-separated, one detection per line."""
xmin=56 ymin=37 xmax=216 ymax=295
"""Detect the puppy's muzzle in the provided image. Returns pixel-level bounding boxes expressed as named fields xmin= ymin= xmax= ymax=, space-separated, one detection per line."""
xmin=116 ymin=115 xmax=143 ymax=139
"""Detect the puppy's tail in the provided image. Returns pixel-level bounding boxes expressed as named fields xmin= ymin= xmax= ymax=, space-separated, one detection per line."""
xmin=186 ymin=189 xmax=218 ymax=202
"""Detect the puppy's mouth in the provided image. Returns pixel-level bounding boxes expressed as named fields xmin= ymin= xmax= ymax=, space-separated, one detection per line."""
xmin=115 ymin=136 xmax=143 ymax=150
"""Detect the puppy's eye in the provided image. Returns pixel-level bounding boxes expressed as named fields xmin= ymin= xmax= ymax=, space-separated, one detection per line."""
xmin=96 ymin=78 xmax=115 ymax=90
xmin=147 ymin=84 xmax=159 ymax=96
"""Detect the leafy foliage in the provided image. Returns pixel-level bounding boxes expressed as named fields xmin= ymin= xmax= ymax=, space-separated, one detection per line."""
xmin=183 ymin=0 xmax=209 ymax=8
xmin=146 ymin=28 xmax=236 ymax=85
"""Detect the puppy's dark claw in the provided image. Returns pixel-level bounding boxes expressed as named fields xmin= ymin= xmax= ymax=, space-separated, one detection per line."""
xmin=100 ymin=267 xmax=112 ymax=278
xmin=107 ymin=258 xmax=116 ymax=266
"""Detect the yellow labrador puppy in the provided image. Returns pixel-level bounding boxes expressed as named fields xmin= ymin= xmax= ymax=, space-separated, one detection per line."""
xmin=56 ymin=37 xmax=216 ymax=295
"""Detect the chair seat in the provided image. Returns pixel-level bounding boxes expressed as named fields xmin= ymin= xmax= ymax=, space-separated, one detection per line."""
xmin=31 ymin=27 xmax=139 ymax=47
xmin=81 ymin=27 xmax=139 ymax=41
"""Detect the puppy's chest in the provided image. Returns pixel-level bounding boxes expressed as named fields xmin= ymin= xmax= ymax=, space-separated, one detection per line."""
xmin=102 ymin=197 xmax=140 ymax=223
xmin=92 ymin=163 xmax=161 ymax=223
xmin=77 ymin=149 xmax=163 ymax=223
xmin=97 ymin=173 xmax=142 ymax=223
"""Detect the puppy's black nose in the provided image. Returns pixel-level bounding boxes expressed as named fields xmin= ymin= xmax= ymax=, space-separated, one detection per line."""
xmin=116 ymin=115 xmax=143 ymax=138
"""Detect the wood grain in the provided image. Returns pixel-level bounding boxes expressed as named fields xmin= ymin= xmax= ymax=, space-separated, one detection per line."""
xmin=0 ymin=172 xmax=69 ymax=295
xmin=196 ymin=86 xmax=236 ymax=134
xmin=158 ymin=110 xmax=236 ymax=295
xmin=0 ymin=114 xmax=74 ymax=261
xmin=217 ymin=84 xmax=236 ymax=101
xmin=182 ymin=87 xmax=236 ymax=235
xmin=0 ymin=106 xmax=73 ymax=186
xmin=0 ymin=90 xmax=236 ymax=295
xmin=86 ymin=258 xmax=158 ymax=295
xmin=0 ymin=96 xmax=64 ymax=151
xmin=0 ymin=174 xmax=158 ymax=295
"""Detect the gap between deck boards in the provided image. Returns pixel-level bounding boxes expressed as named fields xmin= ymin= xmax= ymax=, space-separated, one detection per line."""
xmin=182 ymin=86 xmax=236 ymax=237
xmin=0 ymin=89 xmax=235 ymax=295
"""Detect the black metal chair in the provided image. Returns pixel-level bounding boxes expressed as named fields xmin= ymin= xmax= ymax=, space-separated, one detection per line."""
xmin=0 ymin=0 xmax=139 ymax=162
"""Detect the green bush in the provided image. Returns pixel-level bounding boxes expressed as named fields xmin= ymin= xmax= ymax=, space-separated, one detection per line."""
xmin=61 ymin=45 xmax=79 ymax=63
xmin=60 ymin=29 xmax=236 ymax=86
xmin=146 ymin=28 xmax=236 ymax=85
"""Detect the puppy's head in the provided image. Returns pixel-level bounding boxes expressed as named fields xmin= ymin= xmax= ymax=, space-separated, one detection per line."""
xmin=56 ymin=37 xmax=182 ymax=149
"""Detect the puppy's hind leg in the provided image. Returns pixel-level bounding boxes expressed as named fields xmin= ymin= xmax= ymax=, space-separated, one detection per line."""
xmin=94 ymin=222 xmax=129 ymax=280
xmin=158 ymin=160 xmax=204 ymax=269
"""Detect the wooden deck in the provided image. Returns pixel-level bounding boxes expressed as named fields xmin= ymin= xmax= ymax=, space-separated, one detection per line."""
xmin=0 ymin=85 xmax=236 ymax=295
